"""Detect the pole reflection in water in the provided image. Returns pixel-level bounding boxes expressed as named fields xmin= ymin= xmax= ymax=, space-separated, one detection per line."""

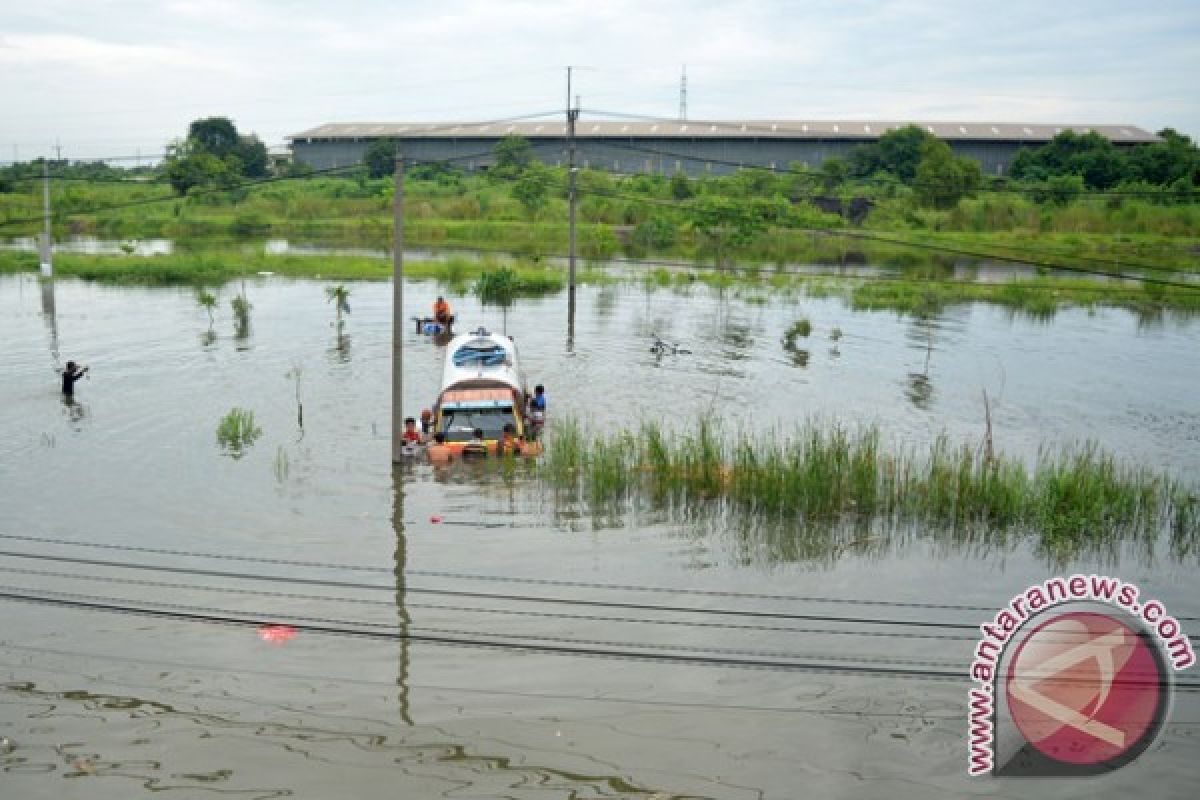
xmin=391 ymin=465 xmax=414 ymax=726
xmin=565 ymin=290 xmax=576 ymax=354
xmin=40 ymin=277 xmax=59 ymax=366
xmin=905 ymin=315 xmax=937 ymax=411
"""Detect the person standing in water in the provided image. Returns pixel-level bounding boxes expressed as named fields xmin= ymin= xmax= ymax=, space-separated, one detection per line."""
xmin=433 ymin=296 xmax=452 ymax=326
xmin=61 ymin=361 xmax=88 ymax=396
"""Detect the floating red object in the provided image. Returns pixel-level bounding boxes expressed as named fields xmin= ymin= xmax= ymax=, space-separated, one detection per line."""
xmin=430 ymin=515 xmax=443 ymax=524
xmin=258 ymin=625 xmax=297 ymax=644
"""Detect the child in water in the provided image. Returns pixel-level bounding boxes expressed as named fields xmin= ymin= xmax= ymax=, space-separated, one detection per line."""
xmin=402 ymin=417 xmax=422 ymax=445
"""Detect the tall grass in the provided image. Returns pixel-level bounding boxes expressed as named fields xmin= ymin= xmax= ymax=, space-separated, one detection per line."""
xmin=216 ymin=407 xmax=262 ymax=459
xmin=539 ymin=418 xmax=1200 ymax=557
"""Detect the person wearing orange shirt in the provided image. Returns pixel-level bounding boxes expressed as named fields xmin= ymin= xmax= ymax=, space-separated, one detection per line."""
xmin=433 ymin=296 xmax=452 ymax=325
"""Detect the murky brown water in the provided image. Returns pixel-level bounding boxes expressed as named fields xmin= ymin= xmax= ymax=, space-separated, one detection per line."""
xmin=2 ymin=273 xmax=1198 ymax=798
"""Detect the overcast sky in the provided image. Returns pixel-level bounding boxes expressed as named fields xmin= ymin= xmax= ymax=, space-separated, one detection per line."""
xmin=2 ymin=0 xmax=1197 ymax=162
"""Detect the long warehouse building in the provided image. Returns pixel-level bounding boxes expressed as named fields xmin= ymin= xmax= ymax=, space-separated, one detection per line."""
xmin=287 ymin=119 xmax=1159 ymax=177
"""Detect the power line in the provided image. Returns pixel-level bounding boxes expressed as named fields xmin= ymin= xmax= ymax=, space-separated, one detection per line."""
xmin=0 ymin=589 xmax=972 ymax=681
xmin=0 ymin=531 xmax=997 ymax=611
xmin=0 ymin=549 xmax=993 ymax=631
xmin=3 ymin=549 xmax=1197 ymax=639
xmin=0 ymin=564 xmax=985 ymax=641
xmin=4 ymin=589 xmax=1194 ymax=689
xmin=1 ymin=584 xmax=973 ymax=670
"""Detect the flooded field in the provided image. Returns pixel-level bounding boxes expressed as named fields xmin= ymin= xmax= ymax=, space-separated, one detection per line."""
xmin=2 ymin=272 xmax=1199 ymax=798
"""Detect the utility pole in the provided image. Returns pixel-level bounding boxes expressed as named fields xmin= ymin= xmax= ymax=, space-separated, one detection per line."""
xmin=39 ymin=160 xmax=53 ymax=277
xmin=391 ymin=145 xmax=405 ymax=464
xmin=679 ymin=65 xmax=688 ymax=121
xmin=566 ymin=67 xmax=579 ymax=303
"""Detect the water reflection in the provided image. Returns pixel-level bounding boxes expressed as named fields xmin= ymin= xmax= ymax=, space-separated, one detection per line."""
xmin=38 ymin=278 xmax=59 ymax=366
xmin=391 ymin=466 xmax=413 ymax=726
xmin=60 ymin=394 xmax=86 ymax=428
xmin=566 ymin=290 xmax=576 ymax=354
xmin=329 ymin=322 xmax=351 ymax=363
xmin=904 ymin=316 xmax=937 ymax=410
xmin=2 ymin=680 xmax=700 ymax=799
xmin=232 ymin=292 xmax=253 ymax=346
xmin=905 ymin=372 xmax=933 ymax=409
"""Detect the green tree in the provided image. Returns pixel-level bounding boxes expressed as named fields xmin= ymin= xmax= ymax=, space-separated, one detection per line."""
xmin=685 ymin=196 xmax=791 ymax=267
xmin=492 ymin=135 xmax=534 ymax=176
xmin=188 ymin=117 xmax=240 ymax=159
xmin=364 ymin=138 xmax=397 ymax=179
xmin=164 ymin=140 xmax=234 ymax=195
xmin=669 ymin=170 xmax=693 ymax=200
xmin=1126 ymin=129 xmax=1200 ymax=187
xmin=235 ymin=135 xmax=269 ymax=178
xmin=325 ymin=284 xmax=351 ymax=323
xmin=848 ymin=125 xmax=933 ymax=182
xmin=512 ymin=164 xmax=551 ymax=216
xmin=1010 ymin=130 xmax=1131 ymax=189
xmin=818 ymin=157 xmax=848 ymax=191
xmin=913 ymin=139 xmax=981 ymax=209
xmin=196 ymin=289 xmax=217 ymax=325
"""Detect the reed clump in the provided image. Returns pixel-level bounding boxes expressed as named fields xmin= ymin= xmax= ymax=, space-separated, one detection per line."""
xmin=216 ymin=407 xmax=262 ymax=459
xmin=539 ymin=418 xmax=1199 ymax=552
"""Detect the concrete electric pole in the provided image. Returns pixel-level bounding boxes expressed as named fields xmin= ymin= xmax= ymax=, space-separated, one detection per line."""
xmin=39 ymin=160 xmax=52 ymax=277
xmin=391 ymin=145 xmax=405 ymax=464
xmin=566 ymin=67 xmax=579 ymax=303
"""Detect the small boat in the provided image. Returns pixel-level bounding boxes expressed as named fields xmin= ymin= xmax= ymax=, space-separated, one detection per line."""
xmin=412 ymin=314 xmax=455 ymax=335
xmin=432 ymin=327 xmax=535 ymax=455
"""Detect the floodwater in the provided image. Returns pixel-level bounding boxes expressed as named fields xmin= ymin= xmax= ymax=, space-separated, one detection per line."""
xmin=1 ymin=272 xmax=1199 ymax=799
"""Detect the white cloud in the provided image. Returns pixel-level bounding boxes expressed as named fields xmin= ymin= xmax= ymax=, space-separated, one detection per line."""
xmin=0 ymin=0 xmax=1196 ymax=160
xmin=0 ymin=33 xmax=212 ymax=72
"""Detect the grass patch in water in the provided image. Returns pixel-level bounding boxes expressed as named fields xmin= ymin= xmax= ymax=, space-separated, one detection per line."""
xmin=216 ymin=407 xmax=262 ymax=459
xmin=3 ymin=247 xmax=1197 ymax=316
xmin=540 ymin=418 xmax=1200 ymax=558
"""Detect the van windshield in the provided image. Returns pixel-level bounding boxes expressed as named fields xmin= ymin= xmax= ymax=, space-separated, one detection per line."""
xmin=441 ymin=407 xmax=516 ymax=442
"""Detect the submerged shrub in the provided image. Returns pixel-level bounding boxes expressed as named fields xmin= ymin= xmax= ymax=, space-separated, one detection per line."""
xmin=216 ymin=407 xmax=262 ymax=459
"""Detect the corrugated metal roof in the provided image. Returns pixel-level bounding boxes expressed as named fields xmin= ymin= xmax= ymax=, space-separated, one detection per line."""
xmin=288 ymin=120 xmax=1159 ymax=143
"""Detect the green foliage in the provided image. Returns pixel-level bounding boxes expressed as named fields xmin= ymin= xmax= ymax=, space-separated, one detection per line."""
xmin=216 ymin=407 xmax=262 ymax=459
xmin=364 ymin=138 xmax=397 ymax=180
xmin=324 ymin=284 xmax=351 ymax=318
xmin=540 ymin=417 xmax=1200 ymax=556
xmin=196 ymin=289 xmax=217 ymax=323
xmin=685 ymin=195 xmax=793 ymax=265
xmin=230 ymin=293 xmax=252 ymax=338
xmin=817 ymin=158 xmax=848 ymax=192
xmin=492 ymin=135 xmax=535 ymax=177
xmin=631 ymin=213 xmax=678 ymax=251
xmin=473 ymin=264 xmax=564 ymax=305
xmin=1011 ymin=129 xmax=1200 ymax=191
xmin=1031 ymin=174 xmax=1086 ymax=206
xmin=188 ymin=117 xmax=240 ymax=158
xmin=164 ymin=117 xmax=269 ymax=194
xmin=848 ymin=124 xmax=933 ymax=182
xmin=669 ymin=171 xmax=693 ymax=201
xmin=913 ymin=138 xmax=982 ymax=209
xmin=512 ymin=164 xmax=552 ymax=216
xmin=784 ymin=317 xmax=812 ymax=343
